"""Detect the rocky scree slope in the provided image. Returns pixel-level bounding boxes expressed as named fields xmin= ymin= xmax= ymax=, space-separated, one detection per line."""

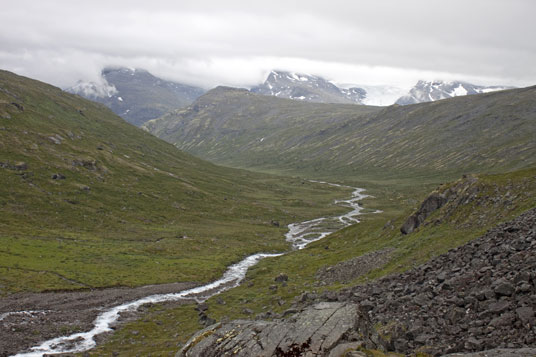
xmin=341 ymin=207 xmax=536 ymax=356
xmin=67 ymin=67 xmax=205 ymax=126
xmin=146 ymin=85 xmax=536 ymax=179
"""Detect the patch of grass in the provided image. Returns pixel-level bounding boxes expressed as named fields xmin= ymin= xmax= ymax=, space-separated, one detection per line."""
xmin=87 ymin=303 xmax=201 ymax=356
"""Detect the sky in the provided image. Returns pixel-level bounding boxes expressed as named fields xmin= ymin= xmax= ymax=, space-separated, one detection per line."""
xmin=0 ymin=0 xmax=535 ymax=90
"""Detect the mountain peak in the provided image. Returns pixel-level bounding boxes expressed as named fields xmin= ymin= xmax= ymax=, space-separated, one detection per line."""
xmin=66 ymin=68 xmax=205 ymax=126
xmin=251 ymin=70 xmax=365 ymax=104
xmin=396 ymin=80 xmax=514 ymax=105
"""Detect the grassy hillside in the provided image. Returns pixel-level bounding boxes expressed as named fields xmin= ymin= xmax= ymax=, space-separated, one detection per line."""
xmin=0 ymin=70 xmax=349 ymax=294
xmin=145 ymin=85 xmax=536 ymax=180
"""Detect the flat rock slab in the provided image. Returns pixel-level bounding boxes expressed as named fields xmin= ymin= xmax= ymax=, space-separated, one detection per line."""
xmin=177 ymin=302 xmax=364 ymax=357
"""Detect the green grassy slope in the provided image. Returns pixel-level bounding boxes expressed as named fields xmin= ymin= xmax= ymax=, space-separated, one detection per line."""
xmin=0 ymin=70 xmax=349 ymax=294
xmin=145 ymin=85 xmax=536 ymax=180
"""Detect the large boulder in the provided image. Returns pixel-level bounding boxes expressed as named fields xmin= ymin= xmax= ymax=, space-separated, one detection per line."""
xmin=400 ymin=192 xmax=447 ymax=234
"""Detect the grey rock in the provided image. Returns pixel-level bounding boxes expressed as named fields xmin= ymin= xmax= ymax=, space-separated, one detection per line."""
xmin=48 ymin=135 xmax=63 ymax=145
xmin=489 ymin=312 xmax=515 ymax=327
xmin=516 ymin=306 xmax=534 ymax=325
xmin=328 ymin=341 xmax=364 ymax=357
xmin=14 ymin=162 xmax=27 ymax=171
xmin=400 ymin=214 xmax=420 ymax=235
xmin=274 ymin=273 xmax=288 ymax=283
xmin=464 ymin=337 xmax=483 ymax=350
xmin=488 ymin=300 xmax=510 ymax=314
xmin=195 ymin=303 xmax=208 ymax=312
xmin=493 ymin=280 xmax=515 ymax=296
xmin=270 ymin=220 xmax=280 ymax=227
xmin=401 ymin=192 xmax=447 ymax=234
xmin=176 ymin=303 xmax=379 ymax=357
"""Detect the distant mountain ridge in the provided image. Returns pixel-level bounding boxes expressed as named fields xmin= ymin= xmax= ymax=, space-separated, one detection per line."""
xmin=250 ymin=70 xmax=367 ymax=104
xmin=395 ymin=80 xmax=513 ymax=105
xmin=145 ymin=85 xmax=536 ymax=178
xmin=66 ymin=68 xmax=205 ymax=126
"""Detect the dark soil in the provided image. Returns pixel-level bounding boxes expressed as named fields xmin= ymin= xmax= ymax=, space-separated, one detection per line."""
xmin=0 ymin=282 xmax=197 ymax=356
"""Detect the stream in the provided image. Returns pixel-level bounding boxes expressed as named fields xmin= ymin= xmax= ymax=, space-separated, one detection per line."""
xmin=13 ymin=182 xmax=369 ymax=356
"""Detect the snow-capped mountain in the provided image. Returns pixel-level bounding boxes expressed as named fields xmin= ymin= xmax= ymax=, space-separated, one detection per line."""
xmin=250 ymin=70 xmax=366 ymax=104
xmin=395 ymin=80 xmax=513 ymax=105
xmin=66 ymin=68 xmax=205 ymax=126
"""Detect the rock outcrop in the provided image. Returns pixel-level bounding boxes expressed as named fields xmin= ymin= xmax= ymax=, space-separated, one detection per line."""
xmin=401 ymin=192 xmax=448 ymax=234
xmin=401 ymin=175 xmax=480 ymax=234
xmin=177 ymin=302 xmax=383 ymax=357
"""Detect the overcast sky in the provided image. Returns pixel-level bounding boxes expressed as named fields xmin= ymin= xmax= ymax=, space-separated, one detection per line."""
xmin=1 ymin=0 xmax=534 ymax=90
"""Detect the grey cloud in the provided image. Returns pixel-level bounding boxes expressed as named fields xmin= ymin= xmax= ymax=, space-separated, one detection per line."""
xmin=0 ymin=0 xmax=534 ymax=88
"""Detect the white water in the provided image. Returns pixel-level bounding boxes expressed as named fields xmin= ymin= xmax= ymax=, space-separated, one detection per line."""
xmin=286 ymin=181 xmax=370 ymax=249
xmin=13 ymin=182 xmax=369 ymax=356
xmin=0 ymin=311 xmax=51 ymax=322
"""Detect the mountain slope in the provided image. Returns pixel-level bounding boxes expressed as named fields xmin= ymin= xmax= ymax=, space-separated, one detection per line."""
xmin=396 ymin=80 xmax=513 ymax=105
xmin=67 ymin=67 xmax=205 ymax=126
xmin=0 ymin=70 xmax=348 ymax=294
xmin=251 ymin=70 xmax=366 ymax=104
xmin=145 ymin=85 xmax=536 ymax=179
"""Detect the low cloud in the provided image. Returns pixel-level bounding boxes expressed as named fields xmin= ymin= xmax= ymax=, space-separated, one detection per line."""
xmin=1 ymin=0 xmax=534 ymax=89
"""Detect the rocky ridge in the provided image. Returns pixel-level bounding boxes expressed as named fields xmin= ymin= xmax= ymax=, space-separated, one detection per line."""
xmin=178 ymin=206 xmax=536 ymax=356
